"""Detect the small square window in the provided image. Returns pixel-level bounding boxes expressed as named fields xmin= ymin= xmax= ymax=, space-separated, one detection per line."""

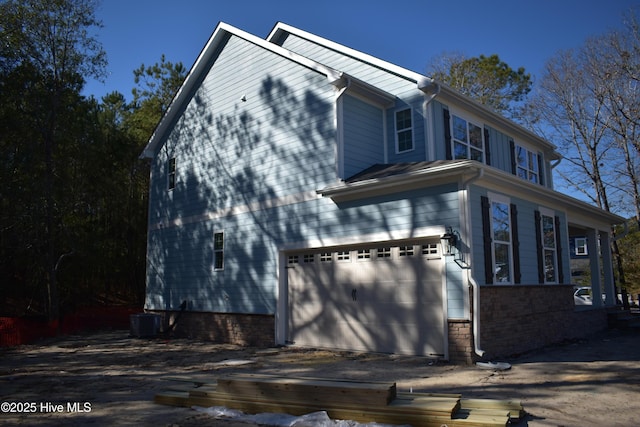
xmin=288 ymin=255 xmax=299 ymax=264
xmin=303 ymin=254 xmax=315 ymax=263
xmin=320 ymin=252 xmax=332 ymax=262
xmin=575 ymin=237 xmax=588 ymax=256
xmin=337 ymin=251 xmax=350 ymax=261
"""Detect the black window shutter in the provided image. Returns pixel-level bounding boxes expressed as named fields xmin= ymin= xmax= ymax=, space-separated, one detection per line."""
xmin=484 ymin=127 xmax=491 ymax=166
xmin=509 ymin=140 xmax=517 ymax=175
xmin=510 ymin=203 xmax=521 ymax=284
xmin=537 ymin=153 xmax=545 ymax=186
xmin=555 ymin=216 xmax=564 ymax=283
xmin=481 ymin=196 xmax=493 ymax=284
xmin=443 ymin=109 xmax=452 ymax=160
xmin=534 ymin=210 xmax=544 ymax=283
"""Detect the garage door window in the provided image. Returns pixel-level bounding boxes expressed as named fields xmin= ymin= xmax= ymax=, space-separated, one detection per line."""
xmin=337 ymin=251 xmax=350 ymax=261
xmin=399 ymin=246 xmax=414 ymax=257
xmin=303 ymin=254 xmax=315 ymax=263
xmin=422 ymin=243 xmax=439 ymax=256
xmin=357 ymin=249 xmax=372 ymax=260
xmin=320 ymin=252 xmax=332 ymax=262
xmin=377 ymin=247 xmax=391 ymax=258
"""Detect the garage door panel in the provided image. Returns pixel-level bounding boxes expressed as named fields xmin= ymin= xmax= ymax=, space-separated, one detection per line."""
xmin=287 ymin=241 xmax=445 ymax=356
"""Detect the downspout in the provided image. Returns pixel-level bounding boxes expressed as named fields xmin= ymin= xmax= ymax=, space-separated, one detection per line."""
xmin=417 ymin=77 xmax=441 ymax=160
xmin=461 ymin=168 xmax=485 ymax=358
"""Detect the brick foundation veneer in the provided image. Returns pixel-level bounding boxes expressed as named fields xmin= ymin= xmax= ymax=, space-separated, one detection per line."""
xmin=448 ymin=320 xmax=474 ymax=364
xmin=149 ymin=311 xmax=275 ymax=347
xmin=478 ymin=285 xmax=608 ymax=359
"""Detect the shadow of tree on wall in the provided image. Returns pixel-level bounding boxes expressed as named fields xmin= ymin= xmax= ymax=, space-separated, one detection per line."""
xmin=144 ymin=68 xmax=459 ymax=356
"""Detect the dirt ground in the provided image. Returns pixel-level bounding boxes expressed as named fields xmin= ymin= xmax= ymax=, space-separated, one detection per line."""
xmin=1 ymin=327 xmax=639 ymax=427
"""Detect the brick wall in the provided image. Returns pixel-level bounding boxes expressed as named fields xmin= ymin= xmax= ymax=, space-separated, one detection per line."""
xmin=149 ymin=310 xmax=275 ymax=347
xmin=478 ymin=285 xmax=607 ymax=359
xmin=447 ymin=320 xmax=474 ymax=364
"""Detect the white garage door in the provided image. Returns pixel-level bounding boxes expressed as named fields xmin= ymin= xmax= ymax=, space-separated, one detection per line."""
xmin=287 ymin=241 xmax=445 ymax=357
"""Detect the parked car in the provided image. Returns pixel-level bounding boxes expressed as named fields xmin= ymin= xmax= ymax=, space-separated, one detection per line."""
xmin=574 ymin=287 xmax=593 ymax=305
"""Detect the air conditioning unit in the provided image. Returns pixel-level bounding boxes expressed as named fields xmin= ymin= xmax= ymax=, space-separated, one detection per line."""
xmin=129 ymin=313 xmax=160 ymax=338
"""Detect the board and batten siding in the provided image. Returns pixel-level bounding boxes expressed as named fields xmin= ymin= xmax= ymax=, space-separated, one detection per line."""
xmin=342 ymin=94 xmax=384 ymax=178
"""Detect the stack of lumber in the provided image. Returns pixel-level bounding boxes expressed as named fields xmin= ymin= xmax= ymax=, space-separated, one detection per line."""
xmin=155 ymin=373 xmax=524 ymax=427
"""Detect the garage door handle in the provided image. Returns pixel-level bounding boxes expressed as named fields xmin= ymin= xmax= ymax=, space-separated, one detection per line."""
xmin=351 ymin=289 xmax=357 ymax=301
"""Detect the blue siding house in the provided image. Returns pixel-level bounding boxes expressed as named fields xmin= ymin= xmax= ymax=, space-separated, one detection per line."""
xmin=140 ymin=22 xmax=624 ymax=362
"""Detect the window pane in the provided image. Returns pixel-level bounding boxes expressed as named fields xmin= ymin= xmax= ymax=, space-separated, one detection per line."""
xmin=517 ymin=146 xmax=527 ymax=167
xmin=471 ymin=148 xmax=483 ymax=162
xmin=452 ymin=115 xmax=467 ymax=142
xmin=398 ymin=129 xmax=412 ymax=151
xmin=469 ymin=123 xmax=483 ymax=148
xmin=396 ymin=109 xmax=411 ymax=129
xmin=542 ymin=215 xmax=555 ymax=248
xmin=454 ymin=142 xmax=467 ymax=159
xmin=528 ymin=152 xmax=538 ymax=172
xmin=492 ymin=202 xmax=510 ymax=242
xmin=214 ymin=252 xmax=223 ymax=270
xmin=544 ymin=249 xmax=556 ymax=282
xmin=494 ymin=243 xmax=511 ymax=283
xmin=214 ymin=232 xmax=224 ymax=250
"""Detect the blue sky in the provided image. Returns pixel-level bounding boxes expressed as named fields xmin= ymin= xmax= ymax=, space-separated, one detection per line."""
xmin=84 ymin=0 xmax=639 ymax=101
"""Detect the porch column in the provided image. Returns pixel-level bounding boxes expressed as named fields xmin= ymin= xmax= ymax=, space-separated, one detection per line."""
xmin=600 ymin=230 xmax=616 ymax=307
xmin=586 ymin=228 xmax=603 ymax=308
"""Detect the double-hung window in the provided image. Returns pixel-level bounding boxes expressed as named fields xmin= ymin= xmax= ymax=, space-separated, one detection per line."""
xmin=490 ymin=195 xmax=513 ymax=283
xmin=168 ymin=157 xmax=176 ymax=190
xmin=516 ymin=145 xmax=541 ymax=184
xmin=452 ymin=114 xmax=484 ymax=162
xmin=575 ymin=237 xmax=588 ymax=256
xmin=213 ymin=232 xmax=224 ymax=271
xmin=539 ymin=209 xmax=557 ymax=283
xmin=395 ymin=108 xmax=413 ymax=152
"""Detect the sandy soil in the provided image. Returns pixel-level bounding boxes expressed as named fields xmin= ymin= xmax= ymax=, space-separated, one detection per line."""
xmin=1 ymin=327 xmax=639 ymax=426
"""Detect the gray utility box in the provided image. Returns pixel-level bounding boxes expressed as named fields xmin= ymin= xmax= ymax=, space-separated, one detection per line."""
xmin=129 ymin=313 xmax=160 ymax=338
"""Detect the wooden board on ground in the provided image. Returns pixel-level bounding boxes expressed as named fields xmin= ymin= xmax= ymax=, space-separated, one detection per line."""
xmin=156 ymin=374 xmax=523 ymax=427
xmin=216 ymin=375 xmax=397 ymax=406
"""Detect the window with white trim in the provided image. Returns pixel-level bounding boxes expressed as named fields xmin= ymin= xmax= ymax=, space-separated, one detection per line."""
xmin=540 ymin=209 xmax=557 ymax=283
xmin=452 ymin=114 xmax=484 ymax=162
xmin=213 ymin=232 xmax=224 ymax=270
xmin=490 ymin=194 xmax=513 ymax=283
xmin=395 ymin=108 xmax=413 ymax=152
xmin=516 ymin=145 xmax=540 ymax=184
xmin=575 ymin=237 xmax=588 ymax=256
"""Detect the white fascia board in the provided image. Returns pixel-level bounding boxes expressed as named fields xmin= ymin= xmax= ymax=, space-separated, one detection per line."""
xmin=140 ymin=22 xmax=343 ymax=159
xmin=267 ymin=22 xmax=425 ymax=83
xmin=318 ymin=161 xmax=624 ymax=227
xmin=318 ymin=161 xmax=481 ymax=201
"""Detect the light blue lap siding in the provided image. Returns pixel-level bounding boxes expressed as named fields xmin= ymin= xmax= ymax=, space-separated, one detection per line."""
xmin=146 ymin=180 xmax=466 ymax=316
xmin=276 ymin=33 xmax=417 ymax=96
xmin=342 ymin=94 xmax=384 ymax=178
